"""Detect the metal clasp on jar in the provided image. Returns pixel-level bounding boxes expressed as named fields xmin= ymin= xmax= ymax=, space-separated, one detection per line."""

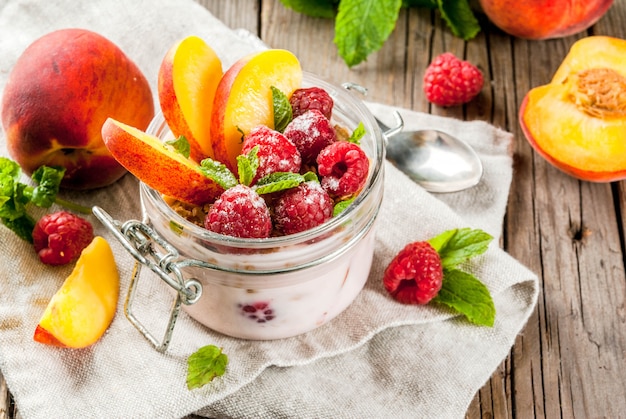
xmin=93 ymin=206 xmax=203 ymax=352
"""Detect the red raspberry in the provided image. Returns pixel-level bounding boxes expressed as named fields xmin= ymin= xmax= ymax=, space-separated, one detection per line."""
xmin=283 ymin=109 xmax=336 ymax=164
xmin=383 ymin=241 xmax=443 ymax=305
xmin=317 ymin=141 xmax=369 ymax=198
xmin=32 ymin=211 xmax=94 ymax=266
xmin=423 ymin=52 xmax=484 ymax=107
xmin=273 ymin=181 xmax=334 ymax=235
xmin=241 ymin=125 xmax=301 ymax=184
xmin=289 ymin=87 xmax=334 ymax=119
xmin=204 ymin=184 xmax=272 ymax=238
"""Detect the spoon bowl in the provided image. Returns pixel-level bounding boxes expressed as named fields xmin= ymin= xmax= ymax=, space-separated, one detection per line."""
xmin=378 ymin=112 xmax=483 ymax=193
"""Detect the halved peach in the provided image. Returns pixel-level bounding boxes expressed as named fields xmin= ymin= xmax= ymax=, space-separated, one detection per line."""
xmin=101 ymin=117 xmax=224 ymax=205
xmin=34 ymin=236 xmax=119 ymax=348
xmin=519 ymin=36 xmax=626 ymax=182
xmin=158 ymin=36 xmax=223 ymax=163
xmin=210 ymin=49 xmax=302 ymax=173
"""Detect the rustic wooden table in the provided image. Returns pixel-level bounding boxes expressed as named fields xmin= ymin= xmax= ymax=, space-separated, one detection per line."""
xmin=2 ymin=1 xmax=626 ymax=418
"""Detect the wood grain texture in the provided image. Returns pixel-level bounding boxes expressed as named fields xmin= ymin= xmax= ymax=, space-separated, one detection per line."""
xmin=2 ymin=1 xmax=625 ymax=417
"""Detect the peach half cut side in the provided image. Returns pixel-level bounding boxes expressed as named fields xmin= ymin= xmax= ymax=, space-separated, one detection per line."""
xmin=158 ymin=35 xmax=223 ymax=163
xmin=34 ymin=236 xmax=119 ymax=348
xmin=210 ymin=49 xmax=303 ymax=173
xmin=101 ymin=117 xmax=224 ymax=206
xmin=519 ymin=38 xmax=626 ymax=183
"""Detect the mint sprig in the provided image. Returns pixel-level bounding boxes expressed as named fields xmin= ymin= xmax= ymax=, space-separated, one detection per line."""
xmin=187 ymin=345 xmax=228 ymax=390
xmin=429 ymin=227 xmax=495 ymax=327
xmin=271 ymin=86 xmax=293 ymax=133
xmin=280 ymin=0 xmax=480 ymax=67
xmin=0 ymin=157 xmax=92 ymax=242
xmin=166 ymin=135 xmax=191 ymax=159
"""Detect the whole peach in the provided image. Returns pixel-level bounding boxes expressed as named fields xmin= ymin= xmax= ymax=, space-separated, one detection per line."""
xmin=478 ymin=0 xmax=614 ymax=40
xmin=1 ymin=29 xmax=154 ymax=189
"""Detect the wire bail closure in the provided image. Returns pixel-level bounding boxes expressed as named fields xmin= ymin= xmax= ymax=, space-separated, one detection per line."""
xmin=92 ymin=206 xmax=202 ymax=352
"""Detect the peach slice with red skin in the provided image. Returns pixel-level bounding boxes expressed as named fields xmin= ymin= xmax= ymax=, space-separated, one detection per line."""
xmin=101 ymin=118 xmax=224 ymax=206
xmin=34 ymin=236 xmax=119 ymax=348
xmin=519 ymin=36 xmax=626 ymax=182
xmin=158 ymin=36 xmax=223 ymax=163
xmin=210 ymin=49 xmax=302 ymax=173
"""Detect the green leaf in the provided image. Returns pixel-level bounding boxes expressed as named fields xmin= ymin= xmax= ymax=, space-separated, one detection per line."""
xmin=271 ymin=86 xmax=293 ymax=133
xmin=254 ymin=172 xmax=307 ymax=195
xmin=428 ymin=228 xmax=493 ymax=269
xmin=1 ymin=215 xmax=36 ymax=243
xmin=237 ymin=146 xmax=260 ymax=186
xmin=437 ymin=0 xmax=480 ymax=41
xmin=279 ymin=0 xmax=338 ymax=18
xmin=30 ymin=165 xmax=65 ymax=208
xmin=333 ymin=197 xmax=354 ymax=216
xmin=334 ymin=0 xmax=402 ymax=67
xmin=186 ymin=345 xmax=228 ymax=390
xmin=347 ymin=121 xmax=366 ymax=145
xmin=165 ymin=135 xmax=191 ymax=159
xmin=403 ymin=0 xmax=437 ymax=8
xmin=199 ymin=158 xmax=238 ymax=190
xmin=433 ymin=268 xmax=495 ymax=327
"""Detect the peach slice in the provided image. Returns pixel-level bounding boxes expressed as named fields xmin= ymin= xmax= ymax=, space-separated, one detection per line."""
xmin=34 ymin=236 xmax=119 ymax=348
xmin=519 ymin=36 xmax=626 ymax=182
xmin=158 ymin=36 xmax=223 ymax=163
xmin=101 ymin=117 xmax=224 ymax=206
xmin=211 ymin=49 xmax=302 ymax=173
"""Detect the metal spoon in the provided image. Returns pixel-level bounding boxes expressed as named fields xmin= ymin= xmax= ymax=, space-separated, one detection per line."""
xmin=377 ymin=111 xmax=484 ymax=193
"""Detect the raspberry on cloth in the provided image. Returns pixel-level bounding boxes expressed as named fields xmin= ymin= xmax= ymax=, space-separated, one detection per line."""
xmin=0 ymin=1 xmax=539 ymax=418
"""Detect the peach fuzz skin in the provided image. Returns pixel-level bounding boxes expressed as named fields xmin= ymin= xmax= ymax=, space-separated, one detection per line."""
xmin=210 ymin=49 xmax=302 ymax=173
xmin=34 ymin=237 xmax=119 ymax=349
xmin=158 ymin=36 xmax=223 ymax=163
xmin=1 ymin=29 xmax=154 ymax=190
xmin=478 ymin=0 xmax=614 ymax=40
xmin=101 ymin=118 xmax=224 ymax=206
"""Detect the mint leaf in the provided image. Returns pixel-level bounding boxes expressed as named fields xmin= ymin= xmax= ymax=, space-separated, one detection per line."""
xmin=187 ymin=345 xmax=228 ymax=390
xmin=1 ymin=215 xmax=36 ymax=243
xmin=334 ymin=0 xmax=402 ymax=67
xmin=165 ymin=135 xmax=191 ymax=159
xmin=403 ymin=0 xmax=436 ymax=7
xmin=29 ymin=165 xmax=65 ymax=208
xmin=437 ymin=0 xmax=480 ymax=40
xmin=271 ymin=86 xmax=293 ymax=133
xmin=254 ymin=172 xmax=307 ymax=195
xmin=333 ymin=197 xmax=354 ymax=216
xmin=279 ymin=0 xmax=338 ymax=18
xmin=199 ymin=158 xmax=238 ymax=190
xmin=428 ymin=228 xmax=492 ymax=269
xmin=433 ymin=268 xmax=495 ymax=327
xmin=347 ymin=122 xmax=366 ymax=145
xmin=237 ymin=146 xmax=260 ymax=187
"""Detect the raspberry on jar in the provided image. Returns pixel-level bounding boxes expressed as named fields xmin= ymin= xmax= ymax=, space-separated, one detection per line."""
xmin=204 ymin=184 xmax=272 ymax=238
xmin=317 ymin=141 xmax=369 ymax=198
xmin=289 ymin=87 xmax=334 ymax=120
xmin=241 ymin=125 xmax=301 ymax=184
xmin=32 ymin=211 xmax=94 ymax=265
xmin=272 ymin=181 xmax=334 ymax=235
xmin=283 ymin=109 xmax=336 ymax=165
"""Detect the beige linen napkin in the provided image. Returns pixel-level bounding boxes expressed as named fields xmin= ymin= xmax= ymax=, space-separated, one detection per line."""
xmin=0 ymin=0 xmax=538 ymax=418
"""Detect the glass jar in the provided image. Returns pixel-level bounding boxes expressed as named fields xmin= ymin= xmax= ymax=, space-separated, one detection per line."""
xmin=140 ymin=73 xmax=384 ymax=340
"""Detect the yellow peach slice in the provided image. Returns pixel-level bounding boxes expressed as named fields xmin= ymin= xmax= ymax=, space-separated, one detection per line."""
xmin=158 ymin=36 xmax=223 ymax=163
xmin=34 ymin=236 xmax=119 ymax=348
xmin=101 ymin=117 xmax=224 ymax=206
xmin=211 ymin=49 xmax=302 ymax=173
